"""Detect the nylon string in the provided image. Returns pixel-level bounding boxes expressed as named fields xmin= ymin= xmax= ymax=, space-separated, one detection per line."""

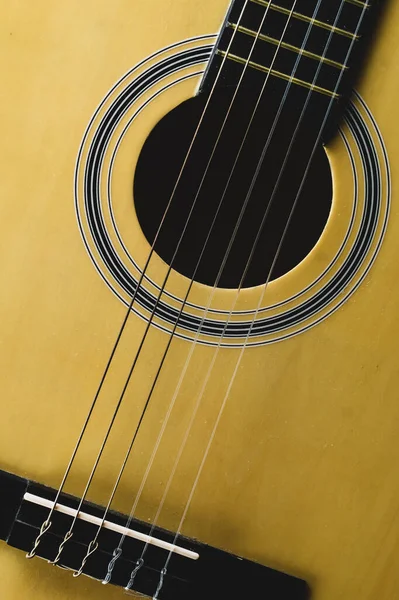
xmin=54 ymin=0 xmax=280 ymax=572
xmin=59 ymin=0 xmax=307 ymax=581
xmin=72 ymin=0 xmax=358 ymax=579
xmin=99 ymin=2 xmax=360 ymax=583
xmin=101 ymin=0 xmax=316 ymax=586
xmin=109 ymin=0 xmax=352 ymax=590
xmin=81 ymin=0 xmax=304 ymax=577
xmin=27 ymin=0 xmax=256 ymax=560
xmin=152 ymin=3 xmax=369 ymax=599
xmin=31 ymin=0 xmax=367 ymax=592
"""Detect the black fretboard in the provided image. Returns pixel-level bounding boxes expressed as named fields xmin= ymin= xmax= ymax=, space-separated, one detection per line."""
xmin=201 ymin=0 xmax=381 ymax=139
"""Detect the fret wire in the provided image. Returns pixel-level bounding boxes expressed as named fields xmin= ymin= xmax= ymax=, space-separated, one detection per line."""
xmin=347 ymin=0 xmax=369 ymax=8
xmin=251 ymin=0 xmax=360 ymax=40
xmin=217 ymin=50 xmax=341 ymax=98
xmin=228 ymin=23 xmax=348 ymax=70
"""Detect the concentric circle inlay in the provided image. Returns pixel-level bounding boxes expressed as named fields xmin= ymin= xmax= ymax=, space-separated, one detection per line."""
xmin=75 ymin=36 xmax=390 ymax=347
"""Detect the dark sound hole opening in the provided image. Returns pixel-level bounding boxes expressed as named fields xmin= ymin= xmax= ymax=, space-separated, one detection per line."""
xmin=134 ymin=89 xmax=333 ymax=289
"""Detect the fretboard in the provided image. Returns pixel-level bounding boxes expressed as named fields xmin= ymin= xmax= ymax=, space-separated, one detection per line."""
xmin=201 ymin=0 xmax=379 ymax=137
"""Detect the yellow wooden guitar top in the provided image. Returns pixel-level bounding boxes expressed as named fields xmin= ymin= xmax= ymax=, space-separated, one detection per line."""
xmin=0 ymin=1 xmax=398 ymax=599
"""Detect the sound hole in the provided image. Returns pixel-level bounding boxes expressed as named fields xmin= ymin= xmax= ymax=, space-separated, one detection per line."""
xmin=134 ymin=87 xmax=333 ymax=289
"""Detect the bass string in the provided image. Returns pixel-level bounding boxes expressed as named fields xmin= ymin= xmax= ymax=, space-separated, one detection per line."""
xmin=114 ymin=0 xmax=349 ymax=587
xmin=101 ymin=0 xmax=316 ymax=584
xmin=66 ymin=0 xmax=286 ymax=575
xmin=153 ymin=2 xmax=370 ymax=597
xmin=94 ymin=0 xmax=308 ymax=581
xmin=87 ymin=0 xmax=369 ymax=581
xmin=62 ymin=0 xmax=281 ymax=571
xmin=26 ymin=0 xmax=255 ymax=559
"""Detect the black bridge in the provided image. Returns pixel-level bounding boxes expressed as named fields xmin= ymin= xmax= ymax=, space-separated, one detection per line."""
xmin=0 ymin=469 xmax=310 ymax=599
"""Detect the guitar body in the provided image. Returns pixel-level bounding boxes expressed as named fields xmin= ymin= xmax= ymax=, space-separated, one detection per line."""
xmin=1 ymin=1 xmax=398 ymax=598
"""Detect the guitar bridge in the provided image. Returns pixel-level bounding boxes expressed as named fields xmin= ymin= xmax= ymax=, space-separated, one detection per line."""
xmin=0 ymin=469 xmax=310 ymax=599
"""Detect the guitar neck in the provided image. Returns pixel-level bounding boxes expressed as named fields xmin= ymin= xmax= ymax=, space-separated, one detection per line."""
xmin=200 ymin=0 xmax=380 ymax=138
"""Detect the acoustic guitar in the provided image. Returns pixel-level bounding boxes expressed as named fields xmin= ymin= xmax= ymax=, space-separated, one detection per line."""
xmin=0 ymin=0 xmax=397 ymax=598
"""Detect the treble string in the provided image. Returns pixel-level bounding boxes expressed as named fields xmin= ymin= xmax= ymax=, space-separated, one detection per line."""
xmin=99 ymin=0 xmax=310 ymax=586
xmin=151 ymin=3 xmax=369 ymax=599
xmin=111 ymin=0 xmax=340 ymax=589
xmin=27 ymin=0 xmax=255 ymax=562
xmin=71 ymin=0 xmax=285 ymax=577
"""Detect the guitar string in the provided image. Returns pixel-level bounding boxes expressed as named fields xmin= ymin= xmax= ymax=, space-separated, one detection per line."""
xmin=111 ymin=0 xmax=351 ymax=589
xmin=100 ymin=0 xmax=322 ymax=585
xmin=39 ymin=0 xmax=368 ymax=580
xmin=151 ymin=4 xmax=369 ymax=599
xmin=42 ymin=0 xmax=282 ymax=567
xmin=36 ymin=0 xmax=362 ymax=572
xmin=70 ymin=0 xmax=365 ymax=579
xmin=26 ymin=0 xmax=255 ymax=560
xmin=73 ymin=0 xmax=305 ymax=582
xmin=67 ymin=0 xmax=287 ymax=576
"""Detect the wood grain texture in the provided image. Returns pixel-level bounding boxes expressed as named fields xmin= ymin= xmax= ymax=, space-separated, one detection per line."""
xmin=0 ymin=1 xmax=398 ymax=599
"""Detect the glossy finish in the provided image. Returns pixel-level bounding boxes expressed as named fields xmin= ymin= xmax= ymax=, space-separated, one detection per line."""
xmin=0 ymin=1 xmax=398 ymax=599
